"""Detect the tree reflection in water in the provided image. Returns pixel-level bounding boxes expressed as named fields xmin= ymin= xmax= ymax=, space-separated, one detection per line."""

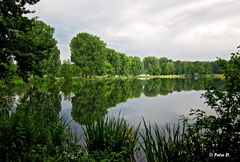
xmin=68 ymin=78 xmax=223 ymax=125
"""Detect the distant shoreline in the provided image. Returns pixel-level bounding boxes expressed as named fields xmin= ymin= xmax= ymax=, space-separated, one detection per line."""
xmin=69 ymin=74 xmax=224 ymax=80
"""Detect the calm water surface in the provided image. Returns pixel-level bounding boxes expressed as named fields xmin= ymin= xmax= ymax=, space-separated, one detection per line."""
xmin=59 ymin=78 xmax=222 ymax=133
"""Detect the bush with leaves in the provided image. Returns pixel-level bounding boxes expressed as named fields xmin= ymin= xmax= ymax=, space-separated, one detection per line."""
xmin=180 ymin=51 xmax=240 ymax=161
xmin=140 ymin=50 xmax=240 ymax=161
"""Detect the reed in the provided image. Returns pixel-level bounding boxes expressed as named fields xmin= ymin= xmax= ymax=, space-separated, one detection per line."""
xmin=140 ymin=119 xmax=188 ymax=162
xmin=83 ymin=114 xmax=140 ymax=161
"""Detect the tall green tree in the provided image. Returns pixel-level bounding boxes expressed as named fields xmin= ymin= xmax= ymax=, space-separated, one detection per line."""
xmin=60 ymin=60 xmax=72 ymax=81
xmin=16 ymin=20 xmax=60 ymax=79
xmin=129 ymin=56 xmax=143 ymax=76
xmin=71 ymin=63 xmax=82 ymax=77
xmin=165 ymin=61 xmax=175 ymax=75
xmin=182 ymin=61 xmax=194 ymax=76
xmin=70 ymin=32 xmax=107 ymax=77
xmin=143 ymin=56 xmax=160 ymax=75
xmin=0 ymin=1 xmax=60 ymax=81
xmin=103 ymin=60 xmax=115 ymax=76
xmin=159 ymin=57 xmax=170 ymax=75
xmin=106 ymin=48 xmax=121 ymax=76
xmin=119 ymin=53 xmax=130 ymax=76
xmin=181 ymin=50 xmax=240 ymax=161
xmin=174 ymin=60 xmax=183 ymax=74
xmin=211 ymin=60 xmax=223 ymax=74
xmin=0 ymin=0 xmax=39 ymax=68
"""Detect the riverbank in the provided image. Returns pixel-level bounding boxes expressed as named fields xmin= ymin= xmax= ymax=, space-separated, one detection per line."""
xmin=70 ymin=74 xmax=224 ymax=80
xmin=3 ymin=74 xmax=224 ymax=86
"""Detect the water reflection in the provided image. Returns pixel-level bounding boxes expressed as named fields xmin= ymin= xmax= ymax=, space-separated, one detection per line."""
xmin=70 ymin=79 xmax=143 ymax=124
xmin=0 ymin=79 xmax=65 ymax=161
xmin=1 ymin=78 xmax=223 ymax=127
xmin=0 ymin=79 xmax=62 ymax=125
xmin=65 ymin=78 xmax=222 ymax=125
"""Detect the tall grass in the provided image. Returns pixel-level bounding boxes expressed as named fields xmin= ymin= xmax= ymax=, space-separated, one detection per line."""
xmin=83 ymin=114 xmax=140 ymax=161
xmin=140 ymin=119 xmax=188 ymax=162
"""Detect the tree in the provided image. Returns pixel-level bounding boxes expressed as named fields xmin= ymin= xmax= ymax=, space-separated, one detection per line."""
xmin=0 ymin=0 xmax=40 ymax=80
xmin=182 ymin=61 xmax=194 ymax=77
xmin=202 ymin=62 xmax=211 ymax=75
xmin=0 ymin=1 xmax=61 ymax=81
xmin=165 ymin=61 xmax=175 ymax=75
xmin=70 ymin=32 xmax=107 ymax=77
xmin=182 ymin=51 xmax=240 ymax=160
xmin=211 ymin=60 xmax=224 ymax=74
xmin=60 ymin=60 xmax=72 ymax=81
xmin=174 ymin=60 xmax=183 ymax=75
xmin=159 ymin=57 xmax=169 ymax=75
xmin=129 ymin=56 xmax=143 ymax=76
xmin=106 ymin=49 xmax=121 ymax=76
xmin=143 ymin=56 xmax=160 ymax=75
xmin=103 ymin=60 xmax=114 ymax=76
xmin=119 ymin=53 xmax=130 ymax=76
xmin=71 ymin=63 xmax=82 ymax=77
xmin=15 ymin=20 xmax=60 ymax=79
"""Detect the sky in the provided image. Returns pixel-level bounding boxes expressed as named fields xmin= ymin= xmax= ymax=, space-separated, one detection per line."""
xmin=28 ymin=0 xmax=240 ymax=61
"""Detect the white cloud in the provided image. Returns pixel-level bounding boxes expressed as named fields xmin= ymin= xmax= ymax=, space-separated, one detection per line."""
xmin=29 ymin=0 xmax=240 ymax=60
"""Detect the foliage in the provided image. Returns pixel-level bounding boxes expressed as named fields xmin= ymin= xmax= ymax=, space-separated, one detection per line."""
xmin=52 ymin=144 xmax=93 ymax=162
xmin=140 ymin=51 xmax=240 ymax=161
xmin=143 ymin=56 xmax=161 ymax=75
xmin=141 ymin=51 xmax=239 ymax=161
xmin=140 ymin=120 xmax=187 ymax=162
xmin=71 ymin=79 xmax=144 ymax=124
xmin=106 ymin=48 xmax=121 ymax=76
xmin=60 ymin=60 xmax=73 ymax=81
xmin=159 ymin=57 xmax=170 ymax=75
xmin=0 ymin=79 xmax=68 ymax=161
xmin=69 ymin=32 xmax=224 ymax=78
xmin=83 ymin=114 xmax=140 ymax=161
xmin=129 ymin=56 xmax=144 ymax=76
xmin=0 ymin=107 xmax=69 ymax=161
xmin=0 ymin=1 xmax=60 ymax=81
xmin=184 ymin=52 xmax=240 ymax=161
xmin=70 ymin=33 xmax=107 ymax=77
xmin=15 ymin=20 xmax=60 ymax=79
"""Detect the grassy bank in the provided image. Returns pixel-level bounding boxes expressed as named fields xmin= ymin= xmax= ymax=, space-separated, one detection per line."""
xmin=67 ymin=74 xmax=224 ymax=81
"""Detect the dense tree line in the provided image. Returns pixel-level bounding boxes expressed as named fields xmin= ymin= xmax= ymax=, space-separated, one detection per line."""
xmin=0 ymin=0 xmax=224 ymax=81
xmin=70 ymin=33 xmax=144 ymax=77
xmin=143 ymin=57 xmax=222 ymax=76
xmin=68 ymin=32 xmax=223 ymax=78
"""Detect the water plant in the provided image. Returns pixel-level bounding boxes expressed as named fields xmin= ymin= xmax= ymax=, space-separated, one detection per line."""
xmin=83 ymin=114 xmax=140 ymax=161
xmin=140 ymin=119 xmax=188 ymax=162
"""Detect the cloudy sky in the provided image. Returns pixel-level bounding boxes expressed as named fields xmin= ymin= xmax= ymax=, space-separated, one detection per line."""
xmin=29 ymin=0 xmax=240 ymax=61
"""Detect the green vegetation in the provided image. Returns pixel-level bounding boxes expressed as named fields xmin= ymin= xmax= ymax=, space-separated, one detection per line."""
xmin=68 ymin=32 xmax=223 ymax=78
xmin=0 ymin=75 xmax=224 ymax=161
xmin=70 ymin=33 xmax=107 ymax=77
xmin=0 ymin=79 xmax=79 ymax=161
xmin=69 ymin=78 xmax=223 ymax=124
xmin=83 ymin=115 xmax=140 ymax=161
xmin=0 ymin=0 xmax=60 ymax=81
xmin=1 ymin=0 xmax=239 ymax=161
xmin=140 ymin=121 xmax=187 ymax=162
xmin=140 ymin=52 xmax=240 ymax=161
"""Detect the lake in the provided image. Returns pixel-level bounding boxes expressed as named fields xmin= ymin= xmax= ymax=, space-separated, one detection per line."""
xmin=59 ymin=78 xmax=223 ymax=135
xmin=0 ymin=77 xmax=224 ymax=161
xmin=1 ymin=77 xmax=223 ymax=137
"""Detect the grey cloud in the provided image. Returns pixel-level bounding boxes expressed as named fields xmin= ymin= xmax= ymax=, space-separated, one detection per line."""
xmin=29 ymin=0 xmax=240 ymax=61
